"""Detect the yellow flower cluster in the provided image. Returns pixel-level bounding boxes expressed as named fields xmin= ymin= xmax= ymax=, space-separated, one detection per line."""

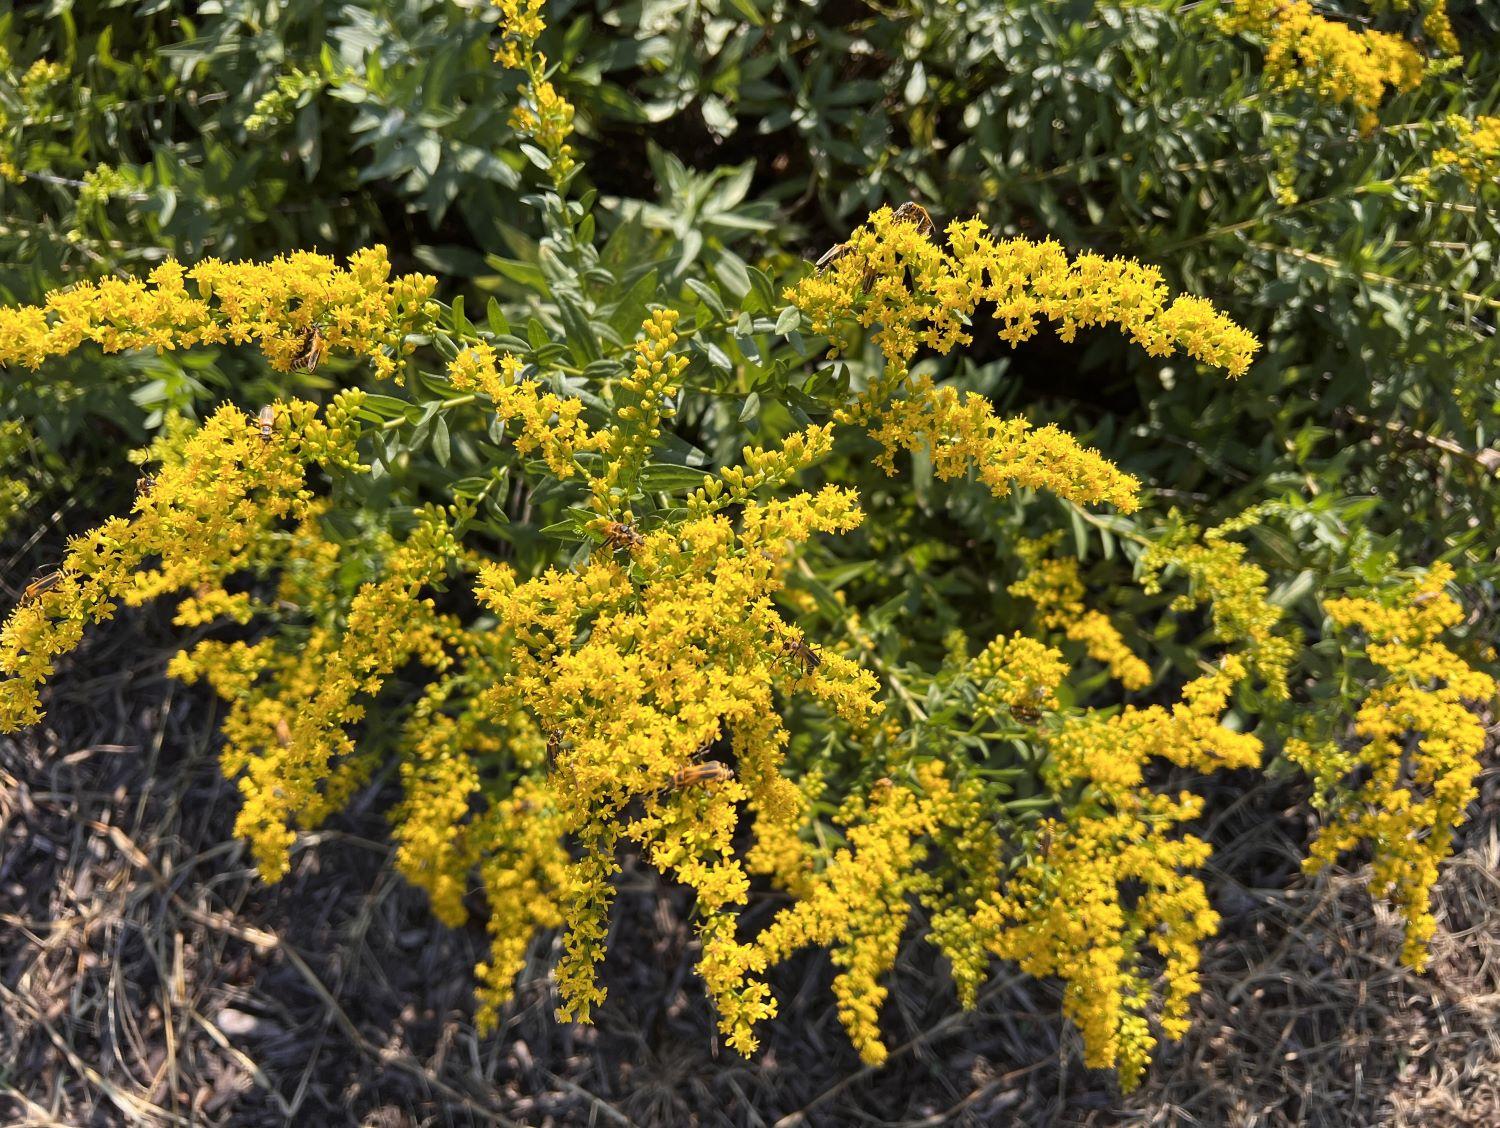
xmin=981 ymin=798 xmax=1216 ymax=1090
xmin=1140 ymin=509 xmax=1295 ymax=699
xmin=0 ymin=53 xmax=69 ymax=182
xmin=590 ymin=309 xmax=691 ymax=514
xmin=863 ymin=374 xmax=1142 ymax=512
xmin=244 ymin=67 xmax=327 ymax=136
xmin=1369 ymin=0 xmax=1458 ymax=55
xmin=1414 ymin=113 xmax=1500 ymax=196
xmin=0 ymin=247 xmax=436 ymax=379
xmin=791 ymin=207 xmax=1258 ymax=382
xmin=752 ymin=766 xmax=954 ymax=1065
xmin=1009 ymin=534 xmax=1153 ymax=691
xmin=449 ymin=342 xmax=599 ymax=478
xmin=689 ymin=423 xmax=838 ymax=514
xmin=1 ymin=395 xmax=365 ymax=733
xmin=470 ymin=776 xmax=569 ymax=1029
xmin=976 ymin=662 xmax=1262 ymax=1089
xmin=789 ymin=207 xmax=1255 ymax=515
xmin=1221 ymin=0 xmax=1430 ymax=130
xmin=968 ymin=631 xmax=1069 ymax=718
xmin=744 ymin=768 xmax=825 ymax=897
xmin=492 ymin=0 xmax=577 ymax=182
xmin=172 ymin=504 xmax=468 ymax=881
xmin=1290 ymin=564 xmax=1495 ymax=969
xmin=474 ymin=486 xmax=878 ymax=1054
xmin=492 ymin=0 xmax=547 ymax=68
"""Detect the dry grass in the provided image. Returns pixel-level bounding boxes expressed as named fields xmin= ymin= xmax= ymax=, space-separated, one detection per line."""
xmin=3 ymin=614 xmax=1499 ymax=1126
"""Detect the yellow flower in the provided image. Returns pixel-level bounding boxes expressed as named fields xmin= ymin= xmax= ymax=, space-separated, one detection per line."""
xmin=1140 ymin=508 xmax=1296 ymax=699
xmin=1009 ymin=534 xmax=1152 ymax=691
xmin=1292 ymin=563 xmax=1495 ymax=969
xmin=973 ymin=664 xmax=1260 ymax=1089
xmin=0 ymin=247 xmax=436 ymax=380
xmin=1 ymin=399 xmax=364 ymax=733
xmin=789 ymin=208 xmax=1257 ymax=515
xmin=1222 ymin=0 xmax=1431 ymax=130
xmin=474 ymin=489 xmax=878 ymax=1052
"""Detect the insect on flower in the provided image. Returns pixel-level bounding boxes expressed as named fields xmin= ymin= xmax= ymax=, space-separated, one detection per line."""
xmin=256 ymin=405 xmax=276 ymax=443
xmin=135 ymin=473 xmax=156 ymax=499
xmin=783 ymin=636 xmax=822 ymax=673
xmin=293 ymin=325 xmax=326 ymax=373
xmin=815 ymin=201 xmax=935 ymax=288
xmin=892 ymin=200 xmax=935 ymax=238
xmin=1011 ymin=692 xmax=1046 ymax=724
xmin=274 ymin=718 xmax=292 ymax=748
xmin=672 ymin=761 xmax=735 ymax=788
xmin=21 ymin=569 xmax=64 ymax=605
xmin=601 ymin=520 xmax=644 ymax=554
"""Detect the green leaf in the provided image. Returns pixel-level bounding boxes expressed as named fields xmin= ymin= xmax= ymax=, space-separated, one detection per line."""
xmin=685 ymin=278 xmax=728 ymax=321
xmin=486 ymin=297 xmax=509 ymax=337
xmin=639 ymin=463 xmax=713 ymax=492
xmin=556 ymin=295 xmax=602 ymax=363
xmin=354 ymin=394 xmax=418 ymax=422
xmin=713 ymin=252 xmax=752 ymax=301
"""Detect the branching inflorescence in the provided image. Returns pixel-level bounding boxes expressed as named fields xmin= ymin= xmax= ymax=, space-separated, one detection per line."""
xmin=0 ymin=0 xmax=1492 ymax=1097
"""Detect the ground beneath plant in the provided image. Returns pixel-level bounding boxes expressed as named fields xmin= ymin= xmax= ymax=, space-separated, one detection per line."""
xmin=3 ymin=610 xmax=1499 ymax=1127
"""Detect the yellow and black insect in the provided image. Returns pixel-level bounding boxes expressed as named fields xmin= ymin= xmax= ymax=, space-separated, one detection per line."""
xmin=601 ymin=520 xmax=645 ymax=554
xmin=892 ymin=200 xmax=935 ymax=238
xmin=814 ymin=200 xmax=935 ymax=275
xmin=293 ymin=325 xmax=326 ymax=373
xmin=783 ymin=636 xmax=822 ymax=673
xmin=21 ymin=569 xmax=64 ymax=604
xmin=1010 ymin=693 xmax=1046 ymax=724
xmin=256 ymin=405 xmax=276 ymax=443
xmin=671 ymin=761 xmax=735 ymax=788
xmin=135 ymin=473 xmax=156 ymax=500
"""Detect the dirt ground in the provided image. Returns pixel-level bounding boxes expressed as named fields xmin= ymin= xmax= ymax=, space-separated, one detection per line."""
xmin=3 ymin=608 xmax=1499 ymax=1127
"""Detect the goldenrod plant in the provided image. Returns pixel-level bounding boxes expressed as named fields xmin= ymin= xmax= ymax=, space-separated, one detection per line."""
xmin=2 ymin=0 xmax=1497 ymax=1098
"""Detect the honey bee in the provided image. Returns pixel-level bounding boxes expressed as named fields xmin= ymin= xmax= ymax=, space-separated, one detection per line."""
xmin=256 ymin=405 xmax=276 ymax=443
xmin=892 ymin=200 xmax=936 ymax=239
xmin=293 ymin=326 xmax=326 ymax=373
xmin=671 ymin=761 xmax=735 ymax=788
xmin=601 ymin=520 xmax=644 ymax=554
xmin=274 ymin=718 xmax=292 ymax=748
xmin=783 ymin=636 xmax=822 ymax=673
xmin=21 ymin=569 xmax=64 ymax=604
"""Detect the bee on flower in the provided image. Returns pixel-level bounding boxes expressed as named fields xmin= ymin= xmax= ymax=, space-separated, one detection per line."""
xmin=256 ymin=405 xmax=276 ymax=443
xmin=600 ymin=519 xmax=645 ymax=554
xmin=815 ymin=200 xmax=936 ymax=290
xmin=292 ymin=325 xmax=326 ymax=373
